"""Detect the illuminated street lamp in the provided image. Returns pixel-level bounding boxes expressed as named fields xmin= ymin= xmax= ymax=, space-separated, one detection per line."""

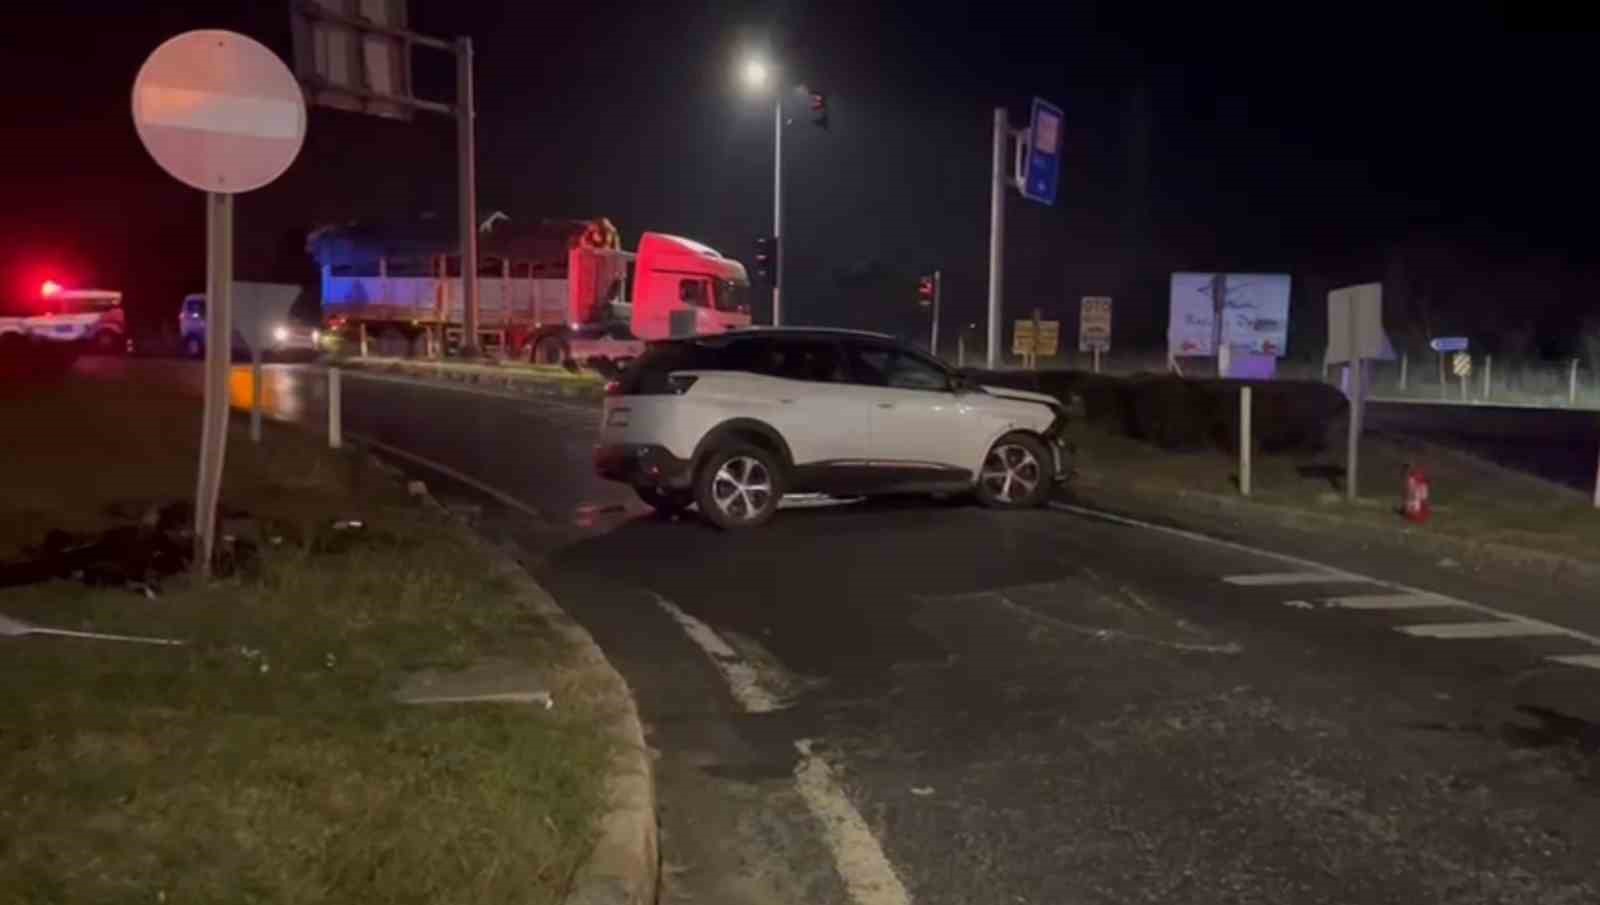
xmin=740 ymin=54 xmax=783 ymax=326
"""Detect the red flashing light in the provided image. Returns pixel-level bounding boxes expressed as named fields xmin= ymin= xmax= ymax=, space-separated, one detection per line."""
xmin=41 ymin=280 xmax=63 ymax=298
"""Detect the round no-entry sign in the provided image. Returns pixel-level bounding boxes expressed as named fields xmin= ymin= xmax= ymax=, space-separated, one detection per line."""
xmin=132 ymin=30 xmax=306 ymax=194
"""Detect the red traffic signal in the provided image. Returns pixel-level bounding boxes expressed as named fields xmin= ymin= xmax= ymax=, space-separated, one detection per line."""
xmin=753 ymin=235 xmax=778 ymax=286
xmin=808 ymin=92 xmax=828 ymax=129
xmin=917 ymin=274 xmax=935 ymax=306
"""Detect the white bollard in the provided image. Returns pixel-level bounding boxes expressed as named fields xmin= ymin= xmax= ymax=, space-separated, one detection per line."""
xmin=329 ymin=367 xmax=343 ymax=450
xmin=1572 ymin=359 xmax=1581 ymax=407
xmin=1239 ymin=386 xmax=1253 ymax=497
xmin=1483 ymin=355 xmax=1492 ymax=401
xmin=1399 ymin=352 xmax=1408 ymax=392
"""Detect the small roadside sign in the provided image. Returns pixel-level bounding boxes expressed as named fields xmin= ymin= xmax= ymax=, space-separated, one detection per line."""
xmin=1430 ymin=336 xmax=1469 ymax=353
xmin=1079 ymin=297 xmax=1112 ymax=352
xmin=1012 ymin=320 xmax=1060 ymax=356
xmin=1019 ymin=97 xmax=1063 ymax=205
xmin=1452 ymin=352 xmax=1472 ymax=377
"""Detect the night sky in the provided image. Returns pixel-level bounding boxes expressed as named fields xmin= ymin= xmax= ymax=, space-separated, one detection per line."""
xmin=2 ymin=2 xmax=1595 ymax=359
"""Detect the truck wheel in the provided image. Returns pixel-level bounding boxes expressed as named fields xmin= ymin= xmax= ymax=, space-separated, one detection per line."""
xmin=183 ymin=336 xmax=204 ymax=358
xmin=532 ymin=336 xmax=568 ymax=366
xmin=92 ymin=330 xmax=123 ymax=355
xmin=695 ymin=444 xmax=783 ymax=530
xmin=976 ymin=433 xmax=1052 ymax=509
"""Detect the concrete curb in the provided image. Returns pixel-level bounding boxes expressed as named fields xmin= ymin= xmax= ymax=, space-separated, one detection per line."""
xmin=338 ymin=358 xmax=605 ymax=401
xmin=483 ymin=544 xmax=659 ymax=905
xmin=367 ymin=456 xmax=658 ymax=905
xmin=1085 ymin=481 xmax=1600 ymax=587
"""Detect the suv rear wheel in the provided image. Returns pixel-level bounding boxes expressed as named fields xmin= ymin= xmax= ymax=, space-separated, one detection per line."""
xmin=976 ymin=433 xmax=1051 ymax=508
xmin=695 ymin=444 xmax=782 ymax=530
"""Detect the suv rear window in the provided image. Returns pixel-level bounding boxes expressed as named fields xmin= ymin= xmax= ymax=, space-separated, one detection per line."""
xmin=617 ymin=336 xmax=772 ymax=394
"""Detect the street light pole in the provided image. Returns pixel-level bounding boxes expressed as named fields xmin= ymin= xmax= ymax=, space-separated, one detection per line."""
xmin=987 ymin=107 xmax=1007 ymax=369
xmin=772 ymin=96 xmax=784 ymax=326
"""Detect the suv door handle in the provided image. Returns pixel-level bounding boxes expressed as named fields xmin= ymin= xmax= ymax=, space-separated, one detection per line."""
xmin=779 ymin=398 xmax=795 ymax=404
xmin=876 ymin=402 xmax=896 ymax=409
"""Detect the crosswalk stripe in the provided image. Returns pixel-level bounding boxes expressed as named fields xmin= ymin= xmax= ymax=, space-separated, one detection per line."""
xmin=1222 ymin=572 xmax=1345 ymax=587
xmin=1326 ymin=594 xmax=1459 ymax=611
xmin=1548 ymin=653 xmax=1600 ymax=670
xmin=1397 ymin=621 xmax=1567 ymax=639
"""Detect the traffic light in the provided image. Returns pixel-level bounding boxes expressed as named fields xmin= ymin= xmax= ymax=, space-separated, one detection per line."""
xmin=808 ymin=92 xmax=828 ymax=129
xmin=917 ymin=274 xmax=935 ymax=307
xmin=754 ymin=235 xmax=778 ymax=286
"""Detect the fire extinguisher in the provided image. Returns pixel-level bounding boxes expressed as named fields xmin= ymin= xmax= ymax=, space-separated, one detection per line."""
xmin=1403 ymin=465 xmax=1431 ymax=524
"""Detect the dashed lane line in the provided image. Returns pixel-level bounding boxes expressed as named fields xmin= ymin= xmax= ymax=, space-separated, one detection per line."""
xmin=1325 ymin=594 xmax=1462 ymax=611
xmin=793 ymin=739 xmax=914 ymax=905
xmin=1222 ymin=572 xmax=1348 ymax=586
xmin=1548 ymin=653 xmax=1600 ymax=670
xmin=651 ymin=593 xmax=913 ymax=905
xmin=651 ymin=595 xmax=784 ymax=713
xmin=1396 ymin=621 xmax=1569 ymax=640
xmin=1050 ymin=502 xmax=1600 ymax=652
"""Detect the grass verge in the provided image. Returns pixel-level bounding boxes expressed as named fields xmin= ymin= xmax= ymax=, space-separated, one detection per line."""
xmin=1071 ymin=420 xmax=1600 ymax=564
xmin=0 ymin=371 xmax=611 ymax=904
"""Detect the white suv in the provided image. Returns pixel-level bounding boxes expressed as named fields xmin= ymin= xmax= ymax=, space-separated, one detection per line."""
xmin=595 ymin=328 xmax=1069 ymax=528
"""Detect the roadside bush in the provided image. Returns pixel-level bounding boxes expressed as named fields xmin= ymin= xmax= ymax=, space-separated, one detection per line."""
xmin=963 ymin=368 xmax=1347 ymax=454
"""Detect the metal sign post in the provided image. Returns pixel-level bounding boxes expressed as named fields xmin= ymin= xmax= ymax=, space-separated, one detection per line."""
xmin=987 ymin=97 xmax=1061 ymax=369
xmin=929 ymin=269 xmax=942 ymax=357
xmin=1328 ymin=283 xmax=1383 ymax=502
xmin=132 ymin=30 xmax=306 ymax=577
xmin=292 ymin=4 xmax=480 ymax=354
xmin=987 ymin=108 xmax=1007 ymax=369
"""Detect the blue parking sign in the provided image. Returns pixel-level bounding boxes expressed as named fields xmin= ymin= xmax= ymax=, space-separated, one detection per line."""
xmin=1021 ymin=97 xmax=1062 ymax=205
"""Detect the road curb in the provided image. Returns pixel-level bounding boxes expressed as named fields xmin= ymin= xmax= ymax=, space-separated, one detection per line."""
xmin=367 ymin=455 xmax=658 ymax=905
xmin=1084 ymin=482 xmax=1600 ymax=587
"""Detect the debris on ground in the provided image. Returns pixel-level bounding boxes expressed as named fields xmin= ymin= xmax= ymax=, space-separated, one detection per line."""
xmin=0 ymin=500 xmax=380 ymax=596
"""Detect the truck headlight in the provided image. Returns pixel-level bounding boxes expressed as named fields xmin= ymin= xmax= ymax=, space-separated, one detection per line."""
xmin=272 ymin=325 xmax=289 ymax=343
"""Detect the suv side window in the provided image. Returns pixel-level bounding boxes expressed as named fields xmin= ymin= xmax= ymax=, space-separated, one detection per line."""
xmin=770 ymin=338 xmax=845 ymax=383
xmin=846 ymin=342 xmax=952 ymax=391
xmin=716 ymin=337 xmax=774 ymax=374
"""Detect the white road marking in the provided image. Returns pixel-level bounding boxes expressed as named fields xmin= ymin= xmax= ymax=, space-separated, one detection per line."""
xmin=1397 ymin=621 xmax=1568 ymax=640
xmin=1548 ymin=653 xmax=1600 ymax=670
xmin=1325 ymin=594 xmax=1461 ymax=611
xmin=652 ymin=595 xmax=784 ymax=713
xmin=1222 ymin=572 xmax=1346 ymax=586
xmin=794 ymin=739 xmax=914 ymax=905
xmin=1050 ymin=502 xmax=1600 ymax=649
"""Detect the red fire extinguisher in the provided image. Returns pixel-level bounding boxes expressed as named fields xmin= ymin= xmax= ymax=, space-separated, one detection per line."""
xmin=1403 ymin=465 xmax=1431 ymax=524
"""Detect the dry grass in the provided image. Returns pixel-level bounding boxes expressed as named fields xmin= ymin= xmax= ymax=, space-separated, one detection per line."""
xmin=0 ymin=372 xmax=610 ymax=904
xmin=1071 ymin=421 xmax=1600 ymax=563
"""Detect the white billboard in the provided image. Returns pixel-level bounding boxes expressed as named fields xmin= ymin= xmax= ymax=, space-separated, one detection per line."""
xmin=1168 ymin=272 xmax=1291 ymax=358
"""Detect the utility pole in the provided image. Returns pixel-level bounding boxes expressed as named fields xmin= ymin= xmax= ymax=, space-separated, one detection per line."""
xmin=456 ymin=36 xmax=480 ymax=355
xmin=1211 ymin=272 xmax=1227 ymax=377
xmin=987 ymin=108 xmax=1007 ymax=369
xmin=772 ymin=97 xmax=784 ymax=326
xmin=930 ymin=269 xmax=942 ymax=357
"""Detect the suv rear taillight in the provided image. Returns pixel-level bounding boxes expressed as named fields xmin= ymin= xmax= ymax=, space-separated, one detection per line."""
xmin=667 ymin=374 xmax=699 ymax=395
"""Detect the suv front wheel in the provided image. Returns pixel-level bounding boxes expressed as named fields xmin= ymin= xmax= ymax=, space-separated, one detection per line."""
xmin=976 ymin=433 xmax=1052 ymax=508
xmin=695 ymin=444 xmax=783 ymax=530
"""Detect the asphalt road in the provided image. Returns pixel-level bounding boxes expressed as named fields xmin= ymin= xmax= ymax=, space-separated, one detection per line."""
xmin=109 ymin=361 xmax=1600 ymax=905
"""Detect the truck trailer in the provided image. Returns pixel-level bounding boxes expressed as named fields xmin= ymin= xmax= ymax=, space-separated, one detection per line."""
xmin=313 ymin=218 xmax=752 ymax=365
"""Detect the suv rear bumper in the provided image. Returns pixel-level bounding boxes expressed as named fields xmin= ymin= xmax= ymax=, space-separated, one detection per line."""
xmin=594 ymin=443 xmax=694 ymax=490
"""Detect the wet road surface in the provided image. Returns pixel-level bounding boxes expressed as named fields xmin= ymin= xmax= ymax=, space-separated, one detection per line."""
xmin=109 ymin=361 xmax=1600 ymax=904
